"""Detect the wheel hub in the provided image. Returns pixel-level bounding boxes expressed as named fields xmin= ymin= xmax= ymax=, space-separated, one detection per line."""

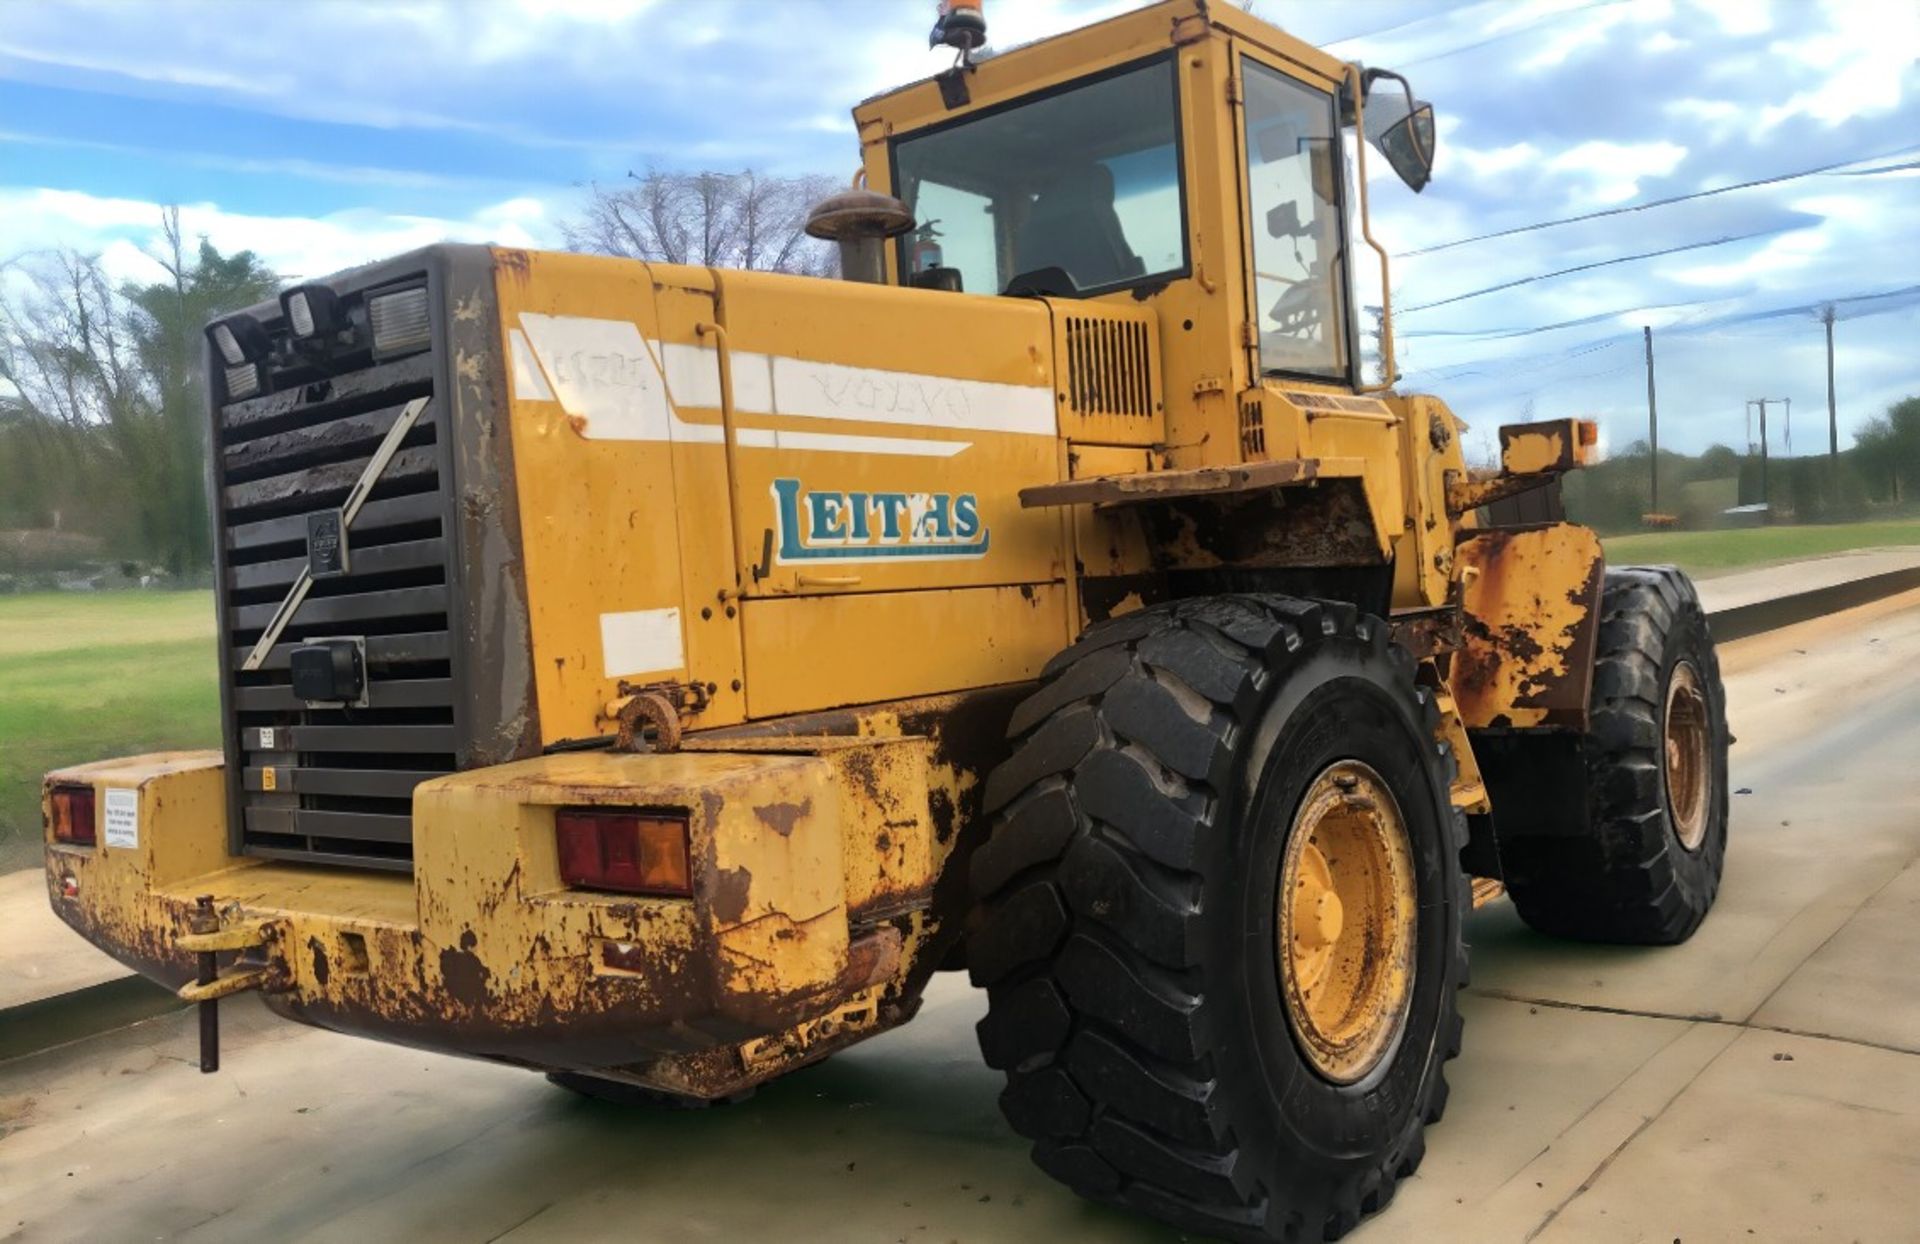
xmin=1277 ymin=760 xmax=1417 ymax=1085
xmin=1664 ymin=661 xmax=1711 ymax=851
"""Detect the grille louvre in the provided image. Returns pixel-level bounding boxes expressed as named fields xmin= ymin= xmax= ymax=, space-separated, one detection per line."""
xmin=1063 ymin=315 xmax=1154 ymax=419
xmin=218 ymin=341 xmax=454 ymax=870
xmin=1239 ymin=396 xmax=1267 ymax=458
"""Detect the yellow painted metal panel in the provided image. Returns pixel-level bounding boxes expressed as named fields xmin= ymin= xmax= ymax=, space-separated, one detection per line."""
xmin=742 ymin=583 xmax=1071 ymax=718
xmin=1067 ymin=444 xmax=1158 ymax=587
xmin=1454 ymin=524 xmax=1605 ymax=730
xmin=1047 ymin=301 xmax=1165 ymax=446
xmin=491 ymin=250 xmax=727 ymax=742
xmin=709 ymin=269 xmax=1066 ymax=599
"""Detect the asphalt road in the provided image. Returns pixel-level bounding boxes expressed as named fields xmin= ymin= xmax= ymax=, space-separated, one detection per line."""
xmin=4 ymin=592 xmax=1919 ymax=1244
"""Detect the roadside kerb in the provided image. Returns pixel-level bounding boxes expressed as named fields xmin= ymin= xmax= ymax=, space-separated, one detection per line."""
xmin=1704 ymin=564 xmax=1920 ymax=643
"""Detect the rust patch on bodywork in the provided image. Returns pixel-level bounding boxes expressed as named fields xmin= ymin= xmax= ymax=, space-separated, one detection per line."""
xmin=1143 ymin=477 xmax=1385 ymax=570
xmin=438 ymin=929 xmax=493 ymax=1006
xmin=1499 ymin=418 xmax=1595 ymax=475
xmin=710 ymin=866 xmax=753 ymax=924
xmin=1022 ymin=457 xmax=1320 ymax=508
xmin=754 ymin=799 xmax=810 ymax=838
xmin=1453 ymin=523 xmax=1603 ymax=730
xmin=45 ymin=686 xmax=1025 ymax=1104
xmin=1389 ymin=607 xmax=1463 ymax=660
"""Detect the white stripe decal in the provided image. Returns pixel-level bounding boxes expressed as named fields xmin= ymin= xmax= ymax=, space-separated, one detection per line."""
xmin=766 ymin=354 xmax=1055 ymax=436
xmin=507 ymin=328 xmax=554 ymax=402
xmin=518 ymin=313 xmax=670 ymax=441
xmin=599 ymin=607 xmax=684 ymax=679
xmin=514 ymin=313 xmax=1048 ymax=453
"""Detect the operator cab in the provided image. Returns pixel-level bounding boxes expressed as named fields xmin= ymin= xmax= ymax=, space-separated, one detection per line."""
xmin=842 ymin=0 xmax=1435 ymax=396
xmin=892 ymin=58 xmax=1182 ymax=300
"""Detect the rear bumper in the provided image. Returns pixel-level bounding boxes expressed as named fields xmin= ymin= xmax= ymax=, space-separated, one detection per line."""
xmin=44 ymin=742 xmax=935 ymax=1095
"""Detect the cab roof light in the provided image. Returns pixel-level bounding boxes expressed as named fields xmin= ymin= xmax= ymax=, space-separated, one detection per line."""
xmin=282 ymin=285 xmax=343 ymax=341
xmin=208 ymin=314 xmax=269 ymax=366
xmin=223 ymin=363 xmax=260 ymax=401
xmin=368 ymin=284 xmax=431 ymax=358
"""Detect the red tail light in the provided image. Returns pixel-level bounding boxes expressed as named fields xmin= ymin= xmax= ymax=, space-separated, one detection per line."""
xmin=555 ymin=809 xmax=691 ymax=897
xmin=49 ymin=785 xmax=96 ymax=845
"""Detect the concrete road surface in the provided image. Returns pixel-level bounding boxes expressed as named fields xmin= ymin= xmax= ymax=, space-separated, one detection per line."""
xmin=4 ymin=592 xmax=1920 ymax=1243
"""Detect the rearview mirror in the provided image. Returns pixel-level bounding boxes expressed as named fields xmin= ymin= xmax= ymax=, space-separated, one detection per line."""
xmin=1375 ymin=103 xmax=1434 ymax=193
xmin=1254 ymin=121 xmax=1301 ymax=166
xmin=1267 ymin=201 xmax=1307 ymax=239
xmin=1359 ymin=69 xmax=1436 ymax=194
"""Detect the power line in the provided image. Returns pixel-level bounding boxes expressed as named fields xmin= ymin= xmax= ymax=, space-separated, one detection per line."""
xmin=1405 ymin=284 xmax=1916 ymax=355
xmin=1321 ymin=0 xmax=1605 ymax=52
xmin=1402 ymin=284 xmax=1919 ymax=387
xmin=1320 ymin=1 xmax=1484 ymax=48
xmin=1399 ymin=0 xmax=1628 ymax=67
xmin=1398 ymin=228 xmax=1787 ymax=315
xmin=1395 ymin=142 xmax=1920 ymax=259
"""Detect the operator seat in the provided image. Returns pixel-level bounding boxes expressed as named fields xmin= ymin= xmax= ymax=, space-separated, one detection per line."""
xmin=1012 ymin=163 xmax=1144 ymax=291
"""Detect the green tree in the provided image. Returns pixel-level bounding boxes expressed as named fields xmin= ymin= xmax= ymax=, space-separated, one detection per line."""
xmin=1695 ymin=443 xmax=1739 ymax=478
xmin=121 ymin=212 xmax=279 ymax=572
xmin=1853 ymin=396 xmax=1920 ymax=504
xmin=0 ymin=209 xmax=277 ymax=573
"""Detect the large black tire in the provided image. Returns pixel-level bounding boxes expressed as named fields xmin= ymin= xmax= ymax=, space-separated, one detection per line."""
xmin=1502 ymin=566 xmax=1729 ymax=944
xmin=967 ymin=596 xmax=1469 ymax=1242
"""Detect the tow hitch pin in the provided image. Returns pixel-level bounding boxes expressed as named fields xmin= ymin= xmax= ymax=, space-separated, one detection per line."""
xmin=192 ymin=895 xmax=220 ymax=1074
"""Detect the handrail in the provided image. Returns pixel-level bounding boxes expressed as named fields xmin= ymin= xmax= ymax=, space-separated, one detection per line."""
xmin=696 ymin=321 xmax=752 ymax=588
xmin=1345 ymin=63 xmax=1398 ymax=395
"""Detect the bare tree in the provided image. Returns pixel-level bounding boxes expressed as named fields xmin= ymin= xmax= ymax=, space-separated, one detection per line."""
xmin=565 ymin=168 xmax=843 ymax=276
xmin=0 ymin=209 xmax=276 ymax=572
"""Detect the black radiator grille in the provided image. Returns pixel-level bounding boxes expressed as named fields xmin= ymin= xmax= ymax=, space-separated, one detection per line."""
xmin=218 ymin=348 xmax=454 ymax=870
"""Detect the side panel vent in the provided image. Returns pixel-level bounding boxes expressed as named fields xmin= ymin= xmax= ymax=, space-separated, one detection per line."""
xmin=1053 ymin=306 xmax=1163 ymax=447
xmin=1064 ymin=316 xmax=1152 ymax=418
xmin=1239 ymin=396 xmax=1267 ymax=459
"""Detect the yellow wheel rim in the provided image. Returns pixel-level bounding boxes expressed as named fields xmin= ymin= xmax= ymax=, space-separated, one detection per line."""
xmin=1664 ymin=661 xmax=1711 ymax=851
xmin=1277 ymin=760 xmax=1418 ymax=1085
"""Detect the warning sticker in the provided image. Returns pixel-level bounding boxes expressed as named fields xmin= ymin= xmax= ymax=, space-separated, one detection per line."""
xmin=103 ymin=788 xmax=138 ymax=849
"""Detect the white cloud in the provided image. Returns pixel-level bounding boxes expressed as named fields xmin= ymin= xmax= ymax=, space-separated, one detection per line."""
xmin=1758 ymin=0 xmax=1919 ymax=129
xmin=0 ymin=187 xmax=566 ymax=285
xmin=1666 ymin=228 xmax=1825 ymax=286
xmin=1687 ymin=0 xmax=1771 ymax=36
xmin=1521 ymin=0 xmax=1672 ymax=71
xmin=1448 ymin=140 xmax=1542 ymax=179
xmin=1548 ymin=140 xmax=1690 ymax=205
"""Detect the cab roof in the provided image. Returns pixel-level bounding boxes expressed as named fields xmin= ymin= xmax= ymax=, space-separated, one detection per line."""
xmin=853 ymin=0 xmax=1352 ymax=148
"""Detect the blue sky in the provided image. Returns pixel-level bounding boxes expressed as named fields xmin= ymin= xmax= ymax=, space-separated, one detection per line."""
xmin=3 ymin=0 xmax=1915 ymax=457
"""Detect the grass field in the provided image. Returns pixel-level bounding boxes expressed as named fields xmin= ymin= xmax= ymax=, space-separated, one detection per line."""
xmin=1603 ymin=517 xmax=1920 ymax=576
xmin=4 ymin=517 xmax=1916 ymax=869
xmin=0 ymin=591 xmax=218 ymax=871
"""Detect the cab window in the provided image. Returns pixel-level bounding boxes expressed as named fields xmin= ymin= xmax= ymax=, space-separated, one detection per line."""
xmin=1242 ymin=60 xmax=1350 ymax=380
xmin=891 ymin=59 xmax=1186 ymax=297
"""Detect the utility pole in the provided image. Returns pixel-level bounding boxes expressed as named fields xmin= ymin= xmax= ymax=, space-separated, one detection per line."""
xmin=1822 ymin=303 xmax=1839 ymax=463
xmin=1748 ymin=396 xmax=1790 ymax=517
xmin=1643 ymin=326 xmax=1659 ymax=514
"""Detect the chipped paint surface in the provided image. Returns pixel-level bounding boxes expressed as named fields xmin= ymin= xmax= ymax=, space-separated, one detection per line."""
xmin=1498 ymin=418 xmax=1594 ymax=476
xmin=42 ymin=682 xmax=1014 ymax=1101
xmin=1453 ymin=524 xmax=1604 ymax=730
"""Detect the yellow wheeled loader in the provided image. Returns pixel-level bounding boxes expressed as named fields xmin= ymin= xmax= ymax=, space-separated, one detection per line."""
xmin=43 ymin=2 xmax=1727 ymax=1237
